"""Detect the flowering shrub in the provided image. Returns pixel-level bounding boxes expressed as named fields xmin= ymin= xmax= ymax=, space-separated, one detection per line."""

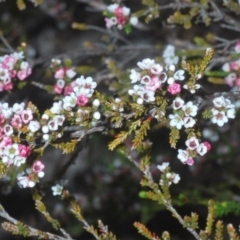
xmin=0 ymin=1 xmax=240 ymax=240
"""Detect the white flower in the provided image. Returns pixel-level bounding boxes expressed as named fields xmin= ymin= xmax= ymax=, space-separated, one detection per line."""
xmin=0 ymin=103 xmax=12 ymax=119
xmin=13 ymin=156 xmax=26 ymax=167
xmin=173 ymin=97 xmax=184 ymax=110
xmin=226 ymin=108 xmax=235 ymax=119
xmin=137 ymin=98 xmax=143 ymax=104
xmin=4 ymin=144 xmax=19 ymax=158
xmin=172 ymin=173 xmax=180 ymax=184
xmin=17 ymin=176 xmax=29 ymax=188
xmin=3 ymin=124 xmax=14 ymax=136
xmin=51 ymin=184 xmax=63 ymax=196
xmin=130 ymin=69 xmax=141 ymax=83
xmin=66 ymin=69 xmax=76 ymax=78
xmin=130 ymin=16 xmax=138 ymax=25
xmin=137 ymin=58 xmax=155 ymax=70
xmin=173 ymin=70 xmax=185 ymax=81
xmin=183 ymin=117 xmax=196 ymax=128
xmin=50 ymin=101 xmax=62 ymax=114
xmin=164 ymin=55 xmax=179 ymax=65
xmin=211 ymin=109 xmax=228 ymax=127
xmin=48 ymin=119 xmax=58 ymax=131
xmin=43 ymin=134 xmax=50 ymax=141
xmin=182 ymin=101 xmax=198 ymax=117
xmin=93 ymin=99 xmax=100 ymax=107
xmin=53 ymin=115 xmax=65 ymax=126
xmin=163 ymin=45 xmax=176 ymax=57
xmin=42 ymin=125 xmax=49 ymax=133
xmin=0 ymin=68 xmax=10 ymax=81
xmin=141 ymin=75 xmax=151 ymax=85
xmin=12 ymin=103 xmax=25 ymax=114
xmin=196 ymin=143 xmax=207 ymax=156
xmin=122 ymin=6 xmax=130 ymax=16
xmin=56 ymin=79 xmax=65 ymax=88
xmin=93 ymin=111 xmax=101 ymax=120
xmin=167 ymin=77 xmax=175 ymax=85
xmin=157 ymin=162 xmax=169 ymax=172
xmin=107 ymin=3 xmax=119 ymax=12
xmin=28 ymin=120 xmax=40 ymax=133
xmin=150 ymin=63 xmax=163 ymax=75
xmin=213 ymin=96 xmax=226 ymax=108
xmin=63 ymin=93 xmax=77 ymax=110
xmin=168 ymin=65 xmax=175 ymax=72
xmin=177 ymin=149 xmax=189 ymax=163
xmin=140 ymin=89 xmax=155 ymax=102
xmin=20 ymin=61 xmax=29 ymax=70
xmin=222 ymin=63 xmax=230 ymax=72
xmin=185 ymin=137 xmax=199 ymax=150
xmin=169 ymin=114 xmax=184 ymax=130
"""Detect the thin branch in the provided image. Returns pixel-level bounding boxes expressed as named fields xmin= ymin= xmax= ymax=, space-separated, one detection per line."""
xmin=0 ymin=204 xmax=74 ymax=240
xmin=0 ymin=35 xmax=14 ymax=52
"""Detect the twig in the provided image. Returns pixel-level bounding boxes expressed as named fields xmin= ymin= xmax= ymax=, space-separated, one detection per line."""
xmin=0 ymin=204 xmax=74 ymax=240
xmin=0 ymin=35 xmax=14 ymax=52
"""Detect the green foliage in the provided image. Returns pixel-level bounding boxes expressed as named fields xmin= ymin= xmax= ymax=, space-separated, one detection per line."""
xmin=52 ymin=140 xmax=78 ymax=154
xmin=169 ymin=127 xmax=180 ymax=148
xmin=32 ymin=190 xmax=60 ymax=230
xmin=134 ymin=222 xmax=161 ymax=240
xmin=214 ymin=201 xmax=240 ymax=217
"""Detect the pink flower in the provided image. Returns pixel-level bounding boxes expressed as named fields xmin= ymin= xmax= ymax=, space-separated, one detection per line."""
xmin=32 ymin=160 xmax=44 ymax=173
xmin=234 ymin=41 xmax=240 ymax=53
xmin=225 ymin=73 xmax=237 ymax=87
xmin=185 ymin=158 xmax=194 ymax=165
xmin=0 ymin=136 xmax=12 ymax=147
xmin=203 ymin=142 xmax=211 ymax=151
xmin=0 ymin=114 xmax=5 ymax=125
xmin=145 ymin=76 xmax=161 ymax=92
xmin=53 ymin=84 xmax=63 ymax=94
xmin=54 ymin=68 xmax=65 ymax=79
xmin=2 ymin=56 xmax=17 ymax=70
xmin=21 ymin=109 xmax=33 ymax=124
xmin=11 ymin=114 xmax=23 ymax=128
xmin=18 ymin=144 xmax=31 ymax=157
xmin=76 ymin=95 xmax=89 ymax=106
xmin=3 ymin=82 xmax=13 ymax=91
xmin=17 ymin=68 xmax=32 ymax=80
xmin=64 ymin=85 xmax=73 ymax=95
xmin=9 ymin=70 xmax=17 ymax=78
xmin=168 ymin=83 xmax=181 ymax=95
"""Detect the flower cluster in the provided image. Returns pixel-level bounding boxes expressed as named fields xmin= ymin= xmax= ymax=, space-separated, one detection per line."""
xmin=222 ymin=41 xmax=240 ymax=89
xmin=211 ymin=96 xmax=235 ymax=127
xmin=51 ymin=58 xmax=77 ymax=95
xmin=17 ymin=160 xmax=45 ymax=188
xmin=177 ymin=136 xmax=211 ymax=165
xmin=62 ymin=75 xmax=97 ymax=110
xmin=128 ymin=59 xmax=186 ymax=104
xmin=0 ymin=51 xmax=32 ymax=91
xmin=169 ymin=97 xmax=198 ymax=129
xmin=104 ymin=4 xmax=138 ymax=32
xmin=157 ymin=162 xmax=180 ymax=185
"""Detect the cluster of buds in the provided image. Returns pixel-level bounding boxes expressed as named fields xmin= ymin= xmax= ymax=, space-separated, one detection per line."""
xmin=157 ymin=162 xmax=180 ymax=185
xmin=128 ymin=58 xmax=185 ymax=104
xmin=104 ymin=3 xmax=138 ymax=33
xmin=222 ymin=41 xmax=240 ymax=89
xmin=169 ymin=97 xmax=198 ymax=129
xmin=177 ymin=136 xmax=211 ymax=165
xmin=17 ymin=160 xmax=45 ymax=188
xmin=211 ymin=96 xmax=235 ymax=127
xmin=0 ymin=51 xmax=32 ymax=91
xmin=51 ymin=58 xmax=77 ymax=95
